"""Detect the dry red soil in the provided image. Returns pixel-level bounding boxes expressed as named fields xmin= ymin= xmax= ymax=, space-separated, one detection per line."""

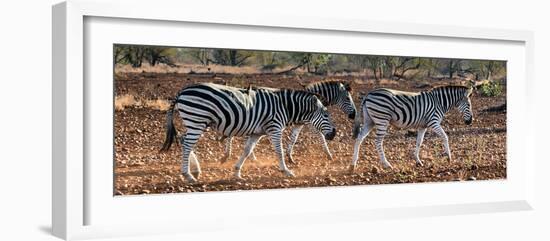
xmin=114 ymin=73 xmax=506 ymax=195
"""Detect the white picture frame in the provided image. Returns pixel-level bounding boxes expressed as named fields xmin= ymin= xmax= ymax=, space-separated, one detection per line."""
xmin=52 ymin=0 xmax=535 ymax=240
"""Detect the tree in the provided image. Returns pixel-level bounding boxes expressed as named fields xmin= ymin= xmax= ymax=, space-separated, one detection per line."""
xmin=462 ymin=60 xmax=505 ymax=81
xmin=276 ymin=52 xmax=311 ymax=74
xmin=348 ymin=55 xmax=369 ymax=71
xmin=209 ymin=49 xmax=253 ymax=66
xmin=445 ymin=59 xmax=462 ymax=78
xmin=421 ymin=58 xmax=442 ymax=78
xmin=390 ymin=57 xmax=422 ymax=80
xmin=125 ymin=46 xmax=146 ymax=68
xmin=188 ymin=49 xmax=212 ymax=65
xmin=309 ymin=54 xmax=332 ymax=74
xmin=483 ymin=61 xmax=505 ymax=80
xmin=114 ymin=45 xmax=128 ymax=66
xmin=145 ymin=47 xmax=177 ymax=66
xmin=365 ymin=56 xmax=383 ymax=80
xmin=113 ymin=45 xmax=178 ymax=68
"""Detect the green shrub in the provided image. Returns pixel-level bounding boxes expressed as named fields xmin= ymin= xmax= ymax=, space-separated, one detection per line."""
xmin=478 ymin=81 xmax=503 ymax=97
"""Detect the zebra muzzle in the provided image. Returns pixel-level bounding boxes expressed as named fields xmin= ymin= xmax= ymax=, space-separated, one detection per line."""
xmin=348 ymin=112 xmax=356 ymax=120
xmin=325 ymin=128 xmax=336 ymax=141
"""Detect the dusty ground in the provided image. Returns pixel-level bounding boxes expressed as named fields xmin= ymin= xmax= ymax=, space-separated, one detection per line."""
xmin=114 ymin=72 xmax=506 ymax=195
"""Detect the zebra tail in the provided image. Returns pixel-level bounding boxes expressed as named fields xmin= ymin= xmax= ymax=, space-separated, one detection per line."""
xmin=159 ymin=96 xmax=178 ymax=152
xmin=352 ymin=94 xmax=366 ymax=139
xmin=352 ymin=107 xmax=363 ymax=139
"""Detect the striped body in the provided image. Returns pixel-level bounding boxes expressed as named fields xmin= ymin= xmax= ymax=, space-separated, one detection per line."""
xmin=350 ymin=85 xmax=473 ymax=170
xmin=287 ymin=80 xmax=356 ymax=161
xmin=223 ymin=80 xmax=356 ymax=164
xmin=160 ymin=82 xmax=336 ymax=182
xmin=303 ymin=80 xmax=356 ymax=120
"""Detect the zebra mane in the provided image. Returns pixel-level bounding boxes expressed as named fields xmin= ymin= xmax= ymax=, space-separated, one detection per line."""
xmin=428 ymin=85 xmax=472 ymax=111
xmin=303 ymin=80 xmax=352 ymax=92
xmin=429 ymin=85 xmax=470 ymax=92
xmin=278 ymin=88 xmax=329 ymax=106
xmin=302 ymin=90 xmax=329 ymax=106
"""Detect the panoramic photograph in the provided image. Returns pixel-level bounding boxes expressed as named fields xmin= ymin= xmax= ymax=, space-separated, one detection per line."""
xmin=113 ymin=44 xmax=506 ymax=195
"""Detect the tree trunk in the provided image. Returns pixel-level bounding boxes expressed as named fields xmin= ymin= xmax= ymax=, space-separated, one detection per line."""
xmin=486 ymin=71 xmax=492 ymax=81
xmin=229 ymin=50 xmax=237 ymax=66
xmin=448 ymin=61 xmax=453 ymax=78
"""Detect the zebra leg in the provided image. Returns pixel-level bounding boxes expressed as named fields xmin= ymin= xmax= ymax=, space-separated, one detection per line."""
xmin=190 ymin=151 xmax=201 ymax=179
xmin=349 ymin=121 xmax=373 ymax=172
xmin=414 ymin=128 xmax=427 ymax=166
xmin=247 ymin=135 xmax=259 ymax=162
xmin=432 ymin=125 xmax=452 ymax=162
xmin=234 ymin=134 xmax=262 ymax=180
xmin=233 ymin=136 xmax=263 ymax=164
xmin=221 ymin=137 xmax=232 ymax=163
xmin=319 ymin=133 xmax=333 ymax=160
xmin=249 ymin=151 xmax=257 ymax=161
xmin=247 ymin=136 xmax=263 ymax=162
xmin=268 ymin=129 xmax=295 ymax=177
xmin=374 ymin=125 xmax=393 ymax=169
xmin=180 ymin=129 xmax=204 ymax=183
xmin=286 ymin=125 xmax=304 ymax=164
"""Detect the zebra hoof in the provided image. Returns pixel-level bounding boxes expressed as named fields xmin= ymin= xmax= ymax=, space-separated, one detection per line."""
xmin=415 ymin=161 xmax=424 ymax=167
xmin=382 ymin=163 xmax=393 ymax=170
xmin=191 ymin=171 xmax=201 ymax=179
xmin=288 ymin=158 xmax=297 ymax=165
xmin=183 ymin=174 xmax=197 ymax=183
xmin=348 ymin=164 xmax=356 ymax=173
xmin=233 ymin=173 xmax=244 ymax=181
xmin=283 ymin=170 xmax=295 ymax=177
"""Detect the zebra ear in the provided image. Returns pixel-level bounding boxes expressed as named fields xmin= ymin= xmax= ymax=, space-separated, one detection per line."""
xmin=343 ymin=81 xmax=352 ymax=91
xmin=467 ymin=79 xmax=476 ymax=88
xmin=245 ymin=83 xmax=253 ymax=94
xmin=312 ymin=93 xmax=329 ymax=106
xmin=468 ymin=79 xmax=487 ymax=89
xmin=467 ymin=86 xmax=474 ymax=96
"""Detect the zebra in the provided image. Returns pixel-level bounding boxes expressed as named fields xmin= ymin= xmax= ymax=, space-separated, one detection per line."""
xmin=350 ymin=85 xmax=474 ymax=171
xmin=160 ymin=82 xmax=336 ymax=183
xmin=221 ymin=80 xmax=356 ymax=164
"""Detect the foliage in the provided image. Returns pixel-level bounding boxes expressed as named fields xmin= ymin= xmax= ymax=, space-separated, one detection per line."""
xmin=114 ymin=45 xmax=177 ymax=68
xmin=114 ymin=45 xmax=507 ymax=83
xmin=478 ymin=81 xmax=503 ymax=97
xmin=464 ymin=60 xmax=505 ymax=80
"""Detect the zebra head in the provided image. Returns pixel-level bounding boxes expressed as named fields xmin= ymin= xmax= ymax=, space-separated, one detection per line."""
xmin=310 ymin=95 xmax=337 ymax=141
xmin=336 ymin=82 xmax=357 ymax=120
xmin=457 ymin=87 xmax=474 ymax=125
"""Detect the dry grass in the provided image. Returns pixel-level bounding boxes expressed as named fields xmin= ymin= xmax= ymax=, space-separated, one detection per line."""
xmin=115 ymin=63 xmax=273 ymax=75
xmin=115 ymin=94 xmax=139 ymax=111
xmin=114 ymin=73 xmax=506 ymax=195
xmin=115 ymin=94 xmax=170 ymax=111
xmin=144 ymin=99 xmax=171 ymax=111
xmin=114 ymin=63 xmax=363 ymax=75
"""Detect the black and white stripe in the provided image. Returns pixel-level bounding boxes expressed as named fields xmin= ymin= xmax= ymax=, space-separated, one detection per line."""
xmin=223 ymin=80 xmax=356 ymax=164
xmin=350 ymin=85 xmax=474 ymax=170
xmin=287 ymin=80 xmax=356 ymax=162
xmin=160 ymin=82 xmax=336 ymax=182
